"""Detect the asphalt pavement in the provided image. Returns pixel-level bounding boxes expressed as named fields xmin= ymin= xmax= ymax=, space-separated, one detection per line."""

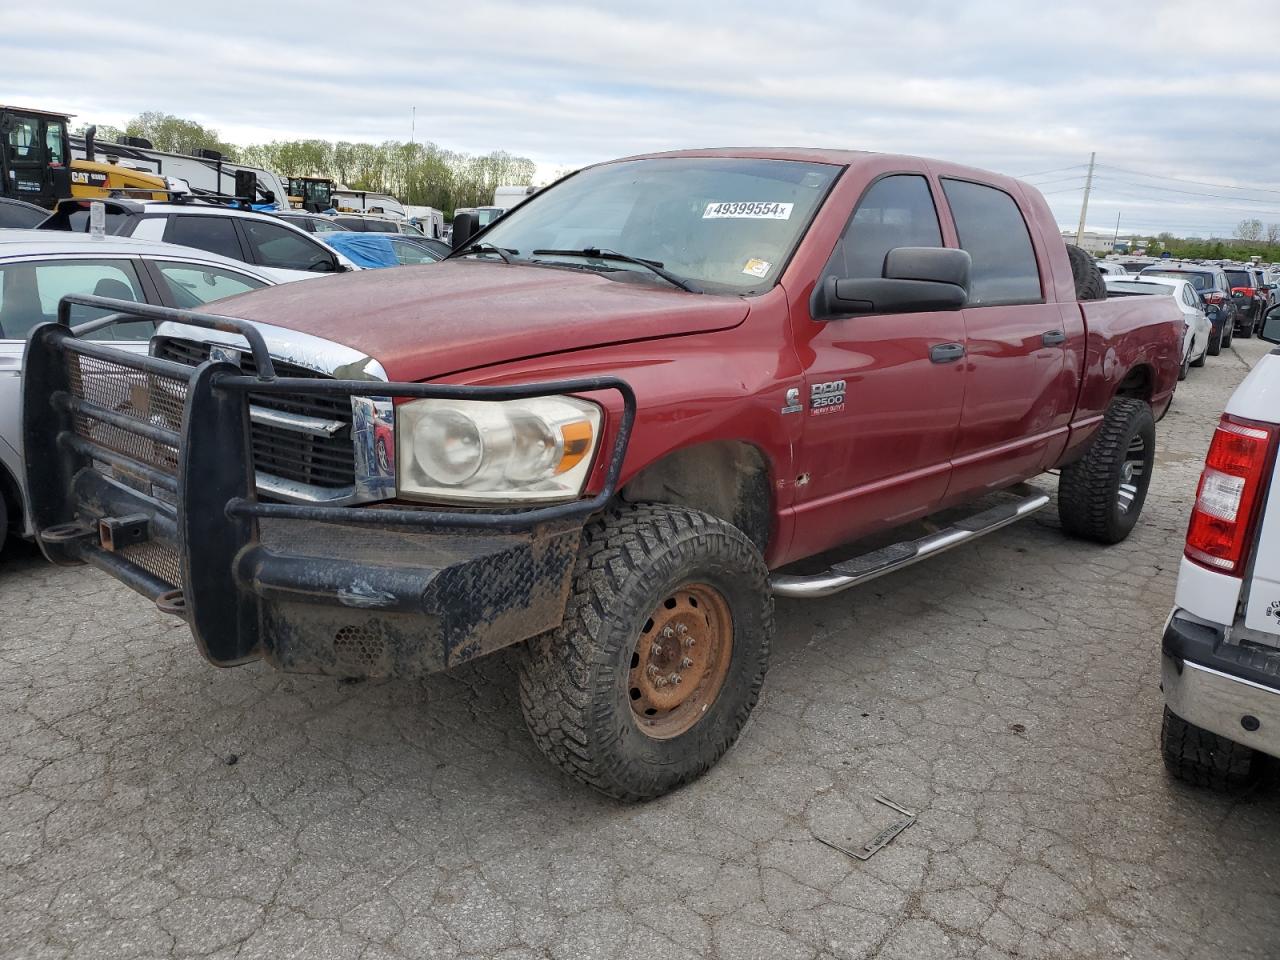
xmin=3 ymin=335 xmax=1278 ymax=960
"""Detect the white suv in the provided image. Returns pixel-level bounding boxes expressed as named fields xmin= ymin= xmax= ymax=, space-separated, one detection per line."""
xmin=37 ymin=197 xmax=358 ymax=280
xmin=1161 ymin=304 xmax=1280 ymax=788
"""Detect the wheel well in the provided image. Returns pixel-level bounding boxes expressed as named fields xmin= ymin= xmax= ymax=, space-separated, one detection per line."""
xmin=1115 ymin=364 xmax=1154 ymax=401
xmin=0 ymin=462 xmax=22 ymax=530
xmin=620 ymin=441 xmax=772 ymax=552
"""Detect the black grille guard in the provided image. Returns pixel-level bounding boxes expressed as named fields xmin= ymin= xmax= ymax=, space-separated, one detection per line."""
xmin=23 ymin=295 xmax=637 ymax=668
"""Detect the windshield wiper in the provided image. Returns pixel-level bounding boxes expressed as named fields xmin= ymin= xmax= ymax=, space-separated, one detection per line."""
xmin=531 ymin=248 xmax=702 ymax=293
xmin=458 ymin=242 xmax=517 ymax=264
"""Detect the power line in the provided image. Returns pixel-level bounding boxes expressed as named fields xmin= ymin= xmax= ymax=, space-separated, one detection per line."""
xmin=1015 ymin=163 xmax=1089 ymax=178
xmin=1090 ymin=174 xmax=1280 ymax=207
xmin=1095 ymin=163 xmax=1280 ymax=198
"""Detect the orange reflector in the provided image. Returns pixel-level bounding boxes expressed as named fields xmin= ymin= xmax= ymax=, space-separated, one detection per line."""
xmin=556 ymin=421 xmax=594 ymax=475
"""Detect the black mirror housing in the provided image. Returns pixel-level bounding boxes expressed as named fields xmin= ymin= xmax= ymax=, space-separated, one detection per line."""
xmin=451 ymin=213 xmax=478 ymax=251
xmin=813 ymin=246 xmax=971 ymax=318
xmin=1262 ymin=305 xmax=1280 ymax=345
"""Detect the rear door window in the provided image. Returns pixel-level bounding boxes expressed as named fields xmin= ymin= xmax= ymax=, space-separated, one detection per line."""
xmin=823 ymin=174 xmax=943 ymax=280
xmin=152 ymin=261 xmax=268 ymax=308
xmin=240 ymin=220 xmax=333 ymax=271
xmin=0 ymin=258 xmax=151 ymax=342
xmin=164 ymin=215 xmax=244 ymax=261
xmin=940 ymin=179 xmax=1042 ymax=305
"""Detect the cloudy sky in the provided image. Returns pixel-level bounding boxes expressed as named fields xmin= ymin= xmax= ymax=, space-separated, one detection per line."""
xmin=5 ymin=0 xmax=1280 ymax=237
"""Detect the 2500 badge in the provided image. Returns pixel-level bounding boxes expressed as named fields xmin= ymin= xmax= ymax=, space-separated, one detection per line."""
xmin=810 ymin=380 xmax=846 ymax=415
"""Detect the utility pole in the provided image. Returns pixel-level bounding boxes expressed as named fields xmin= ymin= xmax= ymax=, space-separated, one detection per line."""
xmin=410 ymin=106 xmax=416 ymax=145
xmin=1111 ymin=211 xmax=1121 ymax=252
xmin=1075 ymin=151 xmax=1096 ymax=246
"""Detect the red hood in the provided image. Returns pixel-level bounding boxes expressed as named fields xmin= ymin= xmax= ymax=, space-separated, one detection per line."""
xmin=218 ymin=260 xmax=750 ymax=381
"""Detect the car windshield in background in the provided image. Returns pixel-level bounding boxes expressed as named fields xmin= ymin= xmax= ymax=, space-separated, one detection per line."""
xmin=1224 ymin=270 xmax=1252 ymax=287
xmin=475 ymin=157 xmax=840 ymax=293
xmin=1106 ymin=281 xmax=1175 ymax=297
xmin=1143 ymin=269 xmax=1212 ymax=290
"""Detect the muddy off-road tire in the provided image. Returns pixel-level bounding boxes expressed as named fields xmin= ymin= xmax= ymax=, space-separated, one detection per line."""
xmin=1066 ymin=243 xmax=1106 ymax=301
xmin=1058 ymin=397 xmax=1155 ymax=544
xmin=1161 ymin=707 xmax=1260 ymax=792
xmin=519 ymin=503 xmax=774 ymax=801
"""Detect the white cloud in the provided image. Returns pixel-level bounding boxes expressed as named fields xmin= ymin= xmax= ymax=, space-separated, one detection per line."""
xmin=3 ymin=0 xmax=1279 ymax=234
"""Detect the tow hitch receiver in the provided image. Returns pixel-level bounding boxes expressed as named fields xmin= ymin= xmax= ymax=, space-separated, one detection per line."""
xmin=98 ymin=514 xmax=150 ymax=552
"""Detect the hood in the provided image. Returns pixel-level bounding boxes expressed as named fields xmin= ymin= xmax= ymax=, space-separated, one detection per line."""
xmin=213 ymin=260 xmax=750 ymax=381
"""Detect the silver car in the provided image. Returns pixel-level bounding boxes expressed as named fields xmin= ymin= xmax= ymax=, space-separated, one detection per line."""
xmin=0 ymin=230 xmax=298 ymax=554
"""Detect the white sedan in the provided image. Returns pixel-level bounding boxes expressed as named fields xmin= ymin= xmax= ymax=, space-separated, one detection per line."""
xmin=1104 ymin=275 xmax=1212 ymax=379
xmin=0 ymin=230 xmax=305 ymax=555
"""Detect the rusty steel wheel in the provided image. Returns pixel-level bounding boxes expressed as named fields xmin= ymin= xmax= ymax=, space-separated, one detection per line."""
xmin=519 ymin=503 xmax=774 ymax=801
xmin=628 ymin=583 xmax=733 ymax=738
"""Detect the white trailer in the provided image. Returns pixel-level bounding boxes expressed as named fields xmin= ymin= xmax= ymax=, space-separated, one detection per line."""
xmin=402 ymin=204 xmax=445 ymax=239
xmin=493 ymin=184 xmax=538 ymax=211
xmin=69 ymin=134 xmax=291 ymax=209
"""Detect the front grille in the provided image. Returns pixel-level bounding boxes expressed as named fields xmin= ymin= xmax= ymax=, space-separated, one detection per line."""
xmin=153 ymin=338 xmax=355 ymax=490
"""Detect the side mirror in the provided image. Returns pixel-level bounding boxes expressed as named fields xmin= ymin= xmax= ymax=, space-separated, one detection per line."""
xmin=1262 ymin=305 xmax=1280 ymax=345
xmin=451 ymin=213 xmax=478 ymax=251
xmin=812 ymin=247 xmax=971 ymax=318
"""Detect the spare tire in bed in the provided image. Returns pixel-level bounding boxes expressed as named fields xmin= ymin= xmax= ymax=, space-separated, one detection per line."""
xmin=1066 ymin=243 xmax=1107 ymax=301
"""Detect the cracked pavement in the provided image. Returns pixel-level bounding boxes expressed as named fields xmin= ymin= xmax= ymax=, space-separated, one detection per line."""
xmin=3 ymin=337 xmax=1278 ymax=960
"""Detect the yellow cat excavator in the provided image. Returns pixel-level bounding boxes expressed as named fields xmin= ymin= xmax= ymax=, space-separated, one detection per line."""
xmin=1 ymin=105 xmax=169 ymax=208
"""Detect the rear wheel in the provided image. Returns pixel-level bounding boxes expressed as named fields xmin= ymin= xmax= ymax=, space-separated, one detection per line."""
xmin=1207 ymin=323 xmax=1223 ymax=356
xmin=519 ymin=503 xmax=774 ymax=801
xmin=1190 ymin=339 xmax=1208 ymax=367
xmin=1057 ymin=397 xmax=1155 ymax=544
xmin=0 ymin=486 xmax=7 ymax=556
xmin=1178 ymin=350 xmax=1190 ymax=381
xmin=1239 ymin=305 xmax=1256 ymax=338
xmin=1161 ymin=707 xmax=1260 ymax=792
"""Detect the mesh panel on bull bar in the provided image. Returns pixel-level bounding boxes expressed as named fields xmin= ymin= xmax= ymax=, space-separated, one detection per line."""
xmin=64 ymin=349 xmax=190 ymax=588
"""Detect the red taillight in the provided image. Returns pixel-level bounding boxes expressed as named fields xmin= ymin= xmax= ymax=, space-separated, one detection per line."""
xmin=1205 ymin=292 xmax=1225 ymax=305
xmin=1185 ymin=416 xmax=1277 ymax=575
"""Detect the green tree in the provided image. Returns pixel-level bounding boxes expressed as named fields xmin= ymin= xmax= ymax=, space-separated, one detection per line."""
xmin=123 ymin=112 xmax=236 ymax=157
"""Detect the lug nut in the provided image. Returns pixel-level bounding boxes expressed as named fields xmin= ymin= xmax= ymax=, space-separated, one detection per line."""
xmin=654 ymin=676 xmax=668 ymax=687
xmin=681 ymin=657 xmax=694 ymax=669
xmin=646 ymin=664 xmax=659 ymax=678
xmin=682 ymin=636 xmax=696 ymax=649
xmin=662 ymin=626 xmax=674 ymax=639
xmin=650 ymin=644 xmax=663 ymax=659
xmin=676 ymin=624 xmax=688 ymax=635
xmin=669 ymin=673 xmax=682 ymax=685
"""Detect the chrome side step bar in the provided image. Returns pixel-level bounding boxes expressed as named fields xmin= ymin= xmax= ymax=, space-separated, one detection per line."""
xmin=770 ymin=486 xmax=1051 ymax=599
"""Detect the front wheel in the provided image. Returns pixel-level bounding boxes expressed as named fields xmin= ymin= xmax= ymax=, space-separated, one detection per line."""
xmin=519 ymin=503 xmax=774 ymax=801
xmin=1057 ymin=397 xmax=1155 ymax=544
xmin=1178 ymin=349 xmax=1190 ymax=381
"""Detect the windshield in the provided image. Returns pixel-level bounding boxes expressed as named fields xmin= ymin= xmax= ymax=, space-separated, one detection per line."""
xmin=476 ymin=157 xmax=840 ymax=293
xmin=1142 ymin=269 xmax=1212 ymax=290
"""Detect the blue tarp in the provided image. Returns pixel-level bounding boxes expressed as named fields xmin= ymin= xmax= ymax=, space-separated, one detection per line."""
xmin=319 ymin=232 xmax=401 ymax=268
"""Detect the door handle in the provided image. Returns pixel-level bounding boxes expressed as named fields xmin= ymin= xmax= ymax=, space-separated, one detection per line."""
xmin=1041 ymin=330 xmax=1067 ymax=346
xmin=929 ymin=342 xmax=966 ymax=363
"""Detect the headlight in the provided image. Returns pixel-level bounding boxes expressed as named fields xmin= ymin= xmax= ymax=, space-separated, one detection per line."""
xmin=396 ymin=396 xmax=601 ymax=503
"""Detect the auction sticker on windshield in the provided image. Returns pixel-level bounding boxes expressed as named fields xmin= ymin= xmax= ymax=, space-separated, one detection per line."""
xmin=703 ymin=201 xmax=794 ymax=220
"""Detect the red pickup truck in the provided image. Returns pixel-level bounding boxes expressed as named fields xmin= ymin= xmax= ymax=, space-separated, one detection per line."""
xmin=22 ymin=148 xmax=1182 ymax=800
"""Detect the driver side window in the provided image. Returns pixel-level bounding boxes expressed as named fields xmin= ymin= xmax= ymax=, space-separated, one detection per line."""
xmin=824 ymin=174 xmax=943 ymax=280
